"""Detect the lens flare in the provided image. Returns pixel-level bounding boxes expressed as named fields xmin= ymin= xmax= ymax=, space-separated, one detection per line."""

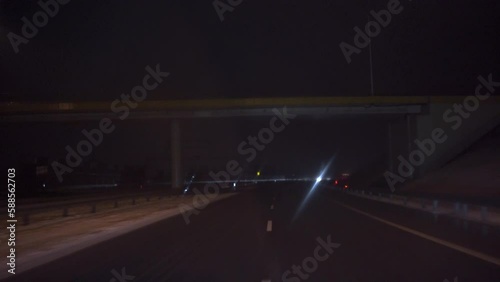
xmin=293 ymin=155 xmax=335 ymax=221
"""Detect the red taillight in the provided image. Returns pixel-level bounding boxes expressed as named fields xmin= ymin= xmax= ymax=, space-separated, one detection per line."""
xmin=344 ymin=184 xmax=348 ymax=189
xmin=334 ymin=180 xmax=338 ymax=185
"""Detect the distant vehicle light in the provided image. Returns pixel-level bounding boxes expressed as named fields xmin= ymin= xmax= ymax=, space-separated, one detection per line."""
xmin=344 ymin=184 xmax=348 ymax=189
xmin=334 ymin=180 xmax=338 ymax=185
xmin=316 ymin=177 xmax=322 ymax=182
xmin=233 ymin=182 xmax=236 ymax=187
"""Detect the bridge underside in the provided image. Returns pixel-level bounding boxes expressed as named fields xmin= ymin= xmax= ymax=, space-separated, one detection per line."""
xmin=0 ymin=105 xmax=422 ymax=122
xmin=0 ymin=96 xmax=432 ymax=122
xmin=3 ymin=96 xmax=498 ymax=122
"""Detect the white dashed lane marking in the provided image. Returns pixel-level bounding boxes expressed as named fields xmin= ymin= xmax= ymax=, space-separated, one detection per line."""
xmin=266 ymin=220 xmax=273 ymax=232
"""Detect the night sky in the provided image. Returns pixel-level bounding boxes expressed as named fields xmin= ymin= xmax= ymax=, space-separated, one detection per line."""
xmin=1 ymin=0 xmax=499 ymax=101
xmin=1 ymin=0 xmax=499 ymax=179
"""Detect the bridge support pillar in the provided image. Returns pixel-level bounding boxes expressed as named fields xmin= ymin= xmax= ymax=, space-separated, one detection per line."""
xmin=171 ymin=119 xmax=182 ymax=189
xmin=406 ymin=114 xmax=414 ymax=179
xmin=388 ymin=123 xmax=393 ymax=172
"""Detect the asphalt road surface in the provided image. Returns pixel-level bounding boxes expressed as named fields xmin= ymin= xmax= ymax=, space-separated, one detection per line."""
xmin=5 ymin=183 xmax=500 ymax=282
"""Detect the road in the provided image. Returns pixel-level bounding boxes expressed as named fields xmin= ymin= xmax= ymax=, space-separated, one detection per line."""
xmin=5 ymin=183 xmax=500 ymax=282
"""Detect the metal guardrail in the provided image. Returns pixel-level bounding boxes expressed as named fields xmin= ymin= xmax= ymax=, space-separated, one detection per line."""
xmin=336 ymin=188 xmax=500 ymax=227
xmin=16 ymin=190 xmax=180 ymax=225
xmin=15 ymin=184 xmax=249 ymax=225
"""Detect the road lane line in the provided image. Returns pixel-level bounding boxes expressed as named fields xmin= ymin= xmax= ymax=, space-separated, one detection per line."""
xmin=261 ymin=279 xmax=271 ymax=282
xmin=270 ymin=204 xmax=274 ymax=210
xmin=331 ymin=199 xmax=500 ymax=267
xmin=267 ymin=220 xmax=273 ymax=232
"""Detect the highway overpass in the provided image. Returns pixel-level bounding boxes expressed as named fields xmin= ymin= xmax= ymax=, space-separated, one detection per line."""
xmin=0 ymin=96 xmax=429 ymax=121
xmin=2 ymin=96 xmax=499 ymax=189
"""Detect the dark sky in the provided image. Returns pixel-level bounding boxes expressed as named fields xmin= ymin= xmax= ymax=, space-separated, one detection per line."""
xmin=1 ymin=0 xmax=499 ymax=101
